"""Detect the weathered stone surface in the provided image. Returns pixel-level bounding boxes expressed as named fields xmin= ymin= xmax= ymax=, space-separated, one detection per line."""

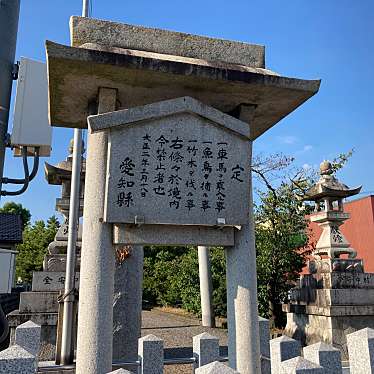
xmin=32 ymin=272 xmax=80 ymax=292
xmin=113 ymin=223 xmax=234 ymax=246
xmin=15 ymin=320 xmax=41 ymax=357
xmin=138 ymin=334 xmax=163 ymax=374
xmin=46 ymin=40 xmax=320 ymax=139
xmin=196 ymin=361 xmax=239 ymax=373
xmin=347 ymin=327 xmax=374 ymax=374
xmin=19 ymin=292 xmax=59 ymax=313
xmin=89 ymin=97 xmax=251 ymax=226
xmin=289 ymin=288 xmax=374 ymax=306
xmin=303 ymin=342 xmax=342 ymax=374
xmin=193 ymin=332 xmax=219 ymax=368
xmin=70 ymin=16 xmax=265 ymax=68
xmin=43 ymin=254 xmax=81 ymax=272
xmin=106 ymin=369 xmax=132 ymax=374
xmin=280 ymin=356 xmax=324 ymax=374
xmin=270 ymin=336 xmax=301 ymax=374
xmin=300 ymin=272 xmax=374 ymax=289
xmin=0 ymin=344 xmax=36 ymax=374
xmin=113 ymin=246 xmax=143 ymax=365
xmin=259 ymin=317 xmax=271 ymax=374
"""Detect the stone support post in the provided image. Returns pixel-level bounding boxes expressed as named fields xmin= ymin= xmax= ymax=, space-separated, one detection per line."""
xmin=0 ymin=344 xmax=36 ymax=374
xmin=193 ymin=332 xmax=219 ymax=368
xmin=76 ymin=87 xmax=117 ymax=374
xmin=225 ymin=138 xmax=261 ymax=374
xmin=270 ymin=336 xmax=301 ymax=374
xmin=259 ymin=317 xmax=271 ymax=374
xmin=198 ymin=245 xmax=215 ymax=327
xmin=15 ymin=320 xmax=41 ymax=357
xmin=303 ymin=342 xmax=342 ymax=374
xmin=113 ymin=245 xmax=144 ymax=363
xmin=347 ymin=327 xmax=374 ymax=374
xmin=138 ymin=334 xmax=164 ymax=374
xmin=280 ymin=357 xmax=324 ymax=374
xmin=196 ymin=361 xmax=239 ymax=374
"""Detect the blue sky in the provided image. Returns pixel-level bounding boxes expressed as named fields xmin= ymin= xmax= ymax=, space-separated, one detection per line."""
xmin=3 ymin=0 xmax=374 ymax=222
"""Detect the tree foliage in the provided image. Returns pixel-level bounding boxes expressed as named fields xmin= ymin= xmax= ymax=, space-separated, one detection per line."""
xmin=15 ymin=216 xmax=60 ymax=283
xmin=0 ymin=201 xmax=31 ymax=229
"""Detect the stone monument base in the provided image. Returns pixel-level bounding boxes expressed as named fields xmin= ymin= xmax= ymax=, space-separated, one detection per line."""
xmin=283 ymin=271 xmax=374 ymax=360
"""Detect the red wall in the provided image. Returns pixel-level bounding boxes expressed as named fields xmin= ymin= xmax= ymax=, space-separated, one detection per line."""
xmin=308 ymin=195 xmax=374 ymax=272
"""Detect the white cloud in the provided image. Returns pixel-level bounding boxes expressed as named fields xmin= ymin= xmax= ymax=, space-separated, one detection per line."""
xmin=277 ymin=135 xmax=298 ymax=145
xmin=303 ymin=145 xmax=313 ymax=152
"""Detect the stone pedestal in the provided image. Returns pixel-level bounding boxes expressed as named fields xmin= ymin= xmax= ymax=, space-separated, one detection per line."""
xmin=283 ymin=268 xmax=374 ymax=359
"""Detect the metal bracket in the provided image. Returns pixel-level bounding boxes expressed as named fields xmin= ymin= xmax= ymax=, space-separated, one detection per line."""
xmin=134 ymin=215 xmax=145 ymax=226
xmin=12 ymin=61 xmax=19 ymax=80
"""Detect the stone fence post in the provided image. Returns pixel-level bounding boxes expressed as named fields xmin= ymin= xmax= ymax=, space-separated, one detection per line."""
xmin=15 ymin=320 xmax=41 ymax=357
xmin=303 ymin=342 xmax=342 ymax=374
xmin=0 ymin=344 xmax=36 ymax=374
xmin=270 ymin=336 xmax=301 ymax=374
xmin=138 ymin=334 xmax=163 ymax=374
xmin=280 ymin=357 xmax=324 ymax=374
xmin=196 ymin=361 xmax=239 ymax=373
xmin=347 ymin=327 xmax=374 ymax=374
xmin=193 ymin=332 xmax=219 ymax=369
xmin=259 ymin=317 xmax=271 ymax=374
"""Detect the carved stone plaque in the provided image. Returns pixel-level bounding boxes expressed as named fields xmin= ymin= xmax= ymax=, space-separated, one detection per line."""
xmin=90 ymin=97 xmax=251 ymax=226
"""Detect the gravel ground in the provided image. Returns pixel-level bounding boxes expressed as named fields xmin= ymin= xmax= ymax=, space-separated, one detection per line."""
xmin=141 ymin=308 xmax=228 ymax=374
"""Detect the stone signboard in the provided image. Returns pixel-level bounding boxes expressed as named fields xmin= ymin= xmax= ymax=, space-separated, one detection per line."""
xmin=89 ymin=97 xmax=251 ymax=226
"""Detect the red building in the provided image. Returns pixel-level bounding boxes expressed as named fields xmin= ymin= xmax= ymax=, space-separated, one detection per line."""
xmin=308 ymin=195 xmax=374 ymax=272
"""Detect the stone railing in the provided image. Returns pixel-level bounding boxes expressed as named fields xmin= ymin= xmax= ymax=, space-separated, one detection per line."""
xmin=2 ymin=317 xmax=374 ymax=373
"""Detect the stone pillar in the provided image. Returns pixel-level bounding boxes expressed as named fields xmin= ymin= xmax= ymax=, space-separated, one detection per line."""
xmin=347 ymin=327 xmax=374 ymax=374
xmin=0 ymin=344 xmax=36 ymax=374
xmin=138 ymin=334 xmax=164 ymax=374
xmin=198 ymin=245 xmax=215 ymax=327
xmin=193 ymin=332 xmax=219 ymax=368
xmin=15 ymin=320 xmax=41 ymax=357
xmin=270 ymin=336 xmax=301 ymax=374
xmin=259 ymin=317 xmax=271 ymax=374
xmin=113 ymin=245 xmax=144 ymax=362
xmin=225 ymin=140 xmax=261 ymax=374
xmin=196 ymin=361 xmax=239 ymax=374
xmin=280 ymin=357 xmax=324 ymax=374
xmin=303 ymin=342 xmax=342 ymax=374
xmin=76 ymin=87 xmax=117 ymax=374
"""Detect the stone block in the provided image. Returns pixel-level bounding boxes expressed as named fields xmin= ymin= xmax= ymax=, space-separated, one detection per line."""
xmin=32 ymin=272 xmax=80 ymax=291
xmin=106 ymin=369 xmax=132 ymax=374
xmin=19 ymin=292 xmax=59 ymax=313
xmin=303 ymin=342 xmax=342 ymax=374
xmin=280 ymin=357 xmax=324 ymax=374
xmin=15 ymin=320 xmax=41 ymax=357
xmin=259 ymin=317 xmax=271 ymax=374
xmin=138 ymin=334 xmax=163 ymax=374
xmin=70 ymin=16 xmax=265 ymax=68
xmin=347 ymin=327 xmax=374 ymax=374
xmin=270 ymin=336 xmax=301 ymax=374
xmin=195 ymin=361 xmax=239 ymax=374
xmin=43 ymin=254 xmax=81 ymax=272
xmin=0 ymin=344 xmax=36 ymax=374
xmin=193 ymin=332 xmax=219 ymax=368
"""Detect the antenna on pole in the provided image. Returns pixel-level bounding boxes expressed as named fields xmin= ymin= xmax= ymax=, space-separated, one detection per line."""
xmin=59 ymin=0 xmax=90 ymax=365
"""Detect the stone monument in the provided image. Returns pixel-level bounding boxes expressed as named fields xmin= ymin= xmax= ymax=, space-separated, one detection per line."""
xmin=45 ymin=16 xmax=320 ymax=374
xmin=283 ymin=161 xmax=374 ymax=359
xmin=7 ymin=141 xmax=84 ymax=360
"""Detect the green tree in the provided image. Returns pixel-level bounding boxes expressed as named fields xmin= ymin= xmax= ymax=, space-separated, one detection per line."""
xmin=0 ymin=201 xmax=31 ymax=228
xmin=15 ymin=216 xmax=59 ymax=283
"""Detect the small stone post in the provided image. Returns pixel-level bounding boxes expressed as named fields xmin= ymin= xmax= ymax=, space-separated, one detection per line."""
xmin=270 ymin=336 xmax=301 ymax=374
xmin=15 ymin=320 xmax=41 ymax=357
xmin=196 ymin=361 xmax=239 ymax=374
xmin=106 ymin=369 xmax=133 ymax=374
xmin=76 ymin=87 xmax=117 ymax=374
xmin=0 ymin=344 xmax=36 ymax=374
xmin=347 ymin=327 xmax=374 ymax=374
xmin=193 ymin=332 xmax=219 ymax=368
xmin=138 ymin=334 xmax=164 ymax=374
xmin=303 ymin=342 xmax=342 ymax=374
xmin=198 ymin=245 xmax=215 ymax=327
xmin=280 ymin=357 xmax=324 ymax=374
xmin=225 ymin=132 xmax=261 ymax=374
xmin=259 ymin=317 xmax=271 ymax=374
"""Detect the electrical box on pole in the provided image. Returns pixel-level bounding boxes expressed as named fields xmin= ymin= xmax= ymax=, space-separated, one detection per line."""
xmin=10 ymin=57 xmax=52 ymax=157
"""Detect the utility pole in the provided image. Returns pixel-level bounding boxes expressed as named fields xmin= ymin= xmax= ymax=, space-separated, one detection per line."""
xmin=0 ymin=0 xmax=21 ymax=196
xmin=60 ymin=0 xmax=88 ymax=365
